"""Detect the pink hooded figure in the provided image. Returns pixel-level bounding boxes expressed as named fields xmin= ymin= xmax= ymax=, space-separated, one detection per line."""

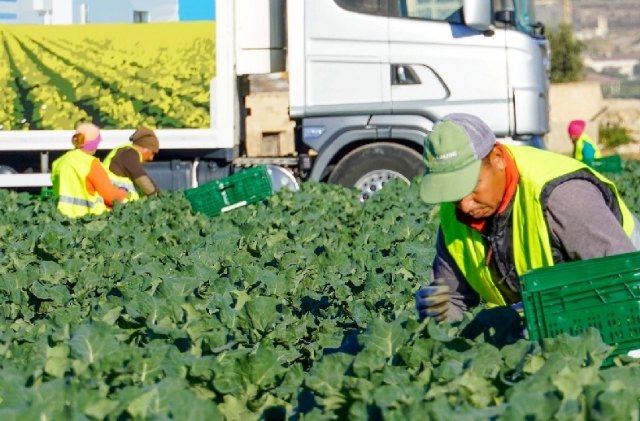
xmin=567 ymin=119 xmax=601 ymax=162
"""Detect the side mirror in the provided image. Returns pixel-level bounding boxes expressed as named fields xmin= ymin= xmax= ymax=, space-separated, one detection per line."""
xmin=463 ymin=0 xmax=494 ymax=32
xmin=531 ymin=21 xmax=546 ymax=37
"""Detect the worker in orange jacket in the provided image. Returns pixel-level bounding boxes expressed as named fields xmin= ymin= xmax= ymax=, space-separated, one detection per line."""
xmin=51 ymin=123 xmax=127 ymax=217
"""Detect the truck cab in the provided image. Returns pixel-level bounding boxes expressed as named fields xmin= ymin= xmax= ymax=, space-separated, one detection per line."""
xmin=229 ymin=0 xmax=549 ymax=200
xmin=0 ymin=0 xmax=548 ymax=199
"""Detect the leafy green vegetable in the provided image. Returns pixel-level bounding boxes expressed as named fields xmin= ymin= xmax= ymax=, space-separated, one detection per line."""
xmin=0 ymin=164 xmax=639 ymax=418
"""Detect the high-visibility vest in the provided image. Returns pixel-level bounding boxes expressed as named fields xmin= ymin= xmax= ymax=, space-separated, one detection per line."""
xmin=440 ymin=145 xmax=636 ymax=306
xmin=574 ymin=134 xmax=602 ymax=161
xmin=102 ymin=144 xmax=141 ymax=201
xmin=51 ymin=149 xmax=108 ymax=218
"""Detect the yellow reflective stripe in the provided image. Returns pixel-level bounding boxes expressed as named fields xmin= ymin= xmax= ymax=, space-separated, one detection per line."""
xmin=58 ymin=195 xmax=105 ymax=208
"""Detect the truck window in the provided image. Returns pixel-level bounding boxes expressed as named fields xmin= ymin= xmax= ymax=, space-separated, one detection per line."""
xmin=512 ymin=0 xmax=533 ymax=34
xmin=333 ymin=0 xmax=388 ymax=16
xmin=493 ymin=0 xmax=538 ymax=35
xmin=390 ymin=0 xmax=463 ymax=23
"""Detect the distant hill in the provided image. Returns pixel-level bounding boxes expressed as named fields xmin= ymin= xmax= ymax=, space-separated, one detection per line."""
xmin=536 ymin=0 xmax=640 ymax=86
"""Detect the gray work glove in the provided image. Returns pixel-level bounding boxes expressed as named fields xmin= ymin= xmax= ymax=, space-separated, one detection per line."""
xmin=415 ymin=279 xmax=451 ymax=323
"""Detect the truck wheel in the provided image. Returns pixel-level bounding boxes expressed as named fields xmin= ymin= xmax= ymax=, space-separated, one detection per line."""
xmin=0 ymin=165 xmax=17 ymax=174
xmin=328 ymin=142 xmax=423 ymax=201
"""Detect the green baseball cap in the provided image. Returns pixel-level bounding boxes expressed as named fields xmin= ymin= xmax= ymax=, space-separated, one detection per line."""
xmin=420 ymin=113 xmax=496 ymax=204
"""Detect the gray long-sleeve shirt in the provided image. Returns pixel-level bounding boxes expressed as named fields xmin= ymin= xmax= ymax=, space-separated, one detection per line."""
xmin=431 ymin=178 xmax=638 ymax=321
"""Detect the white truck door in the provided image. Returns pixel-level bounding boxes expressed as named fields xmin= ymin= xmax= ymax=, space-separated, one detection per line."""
xmin=292 ymin=0 xmax=391 ymax=116
xmin=388 ymin=0 xmax=511 ymax=136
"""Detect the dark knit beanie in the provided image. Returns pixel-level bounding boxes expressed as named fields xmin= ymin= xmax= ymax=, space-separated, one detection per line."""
xmin=130 ymin=127 xmax=159 ymax=153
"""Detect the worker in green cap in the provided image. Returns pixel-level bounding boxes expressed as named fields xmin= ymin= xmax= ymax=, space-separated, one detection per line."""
xmin=415 ymin=113 xmax=640 ymax=323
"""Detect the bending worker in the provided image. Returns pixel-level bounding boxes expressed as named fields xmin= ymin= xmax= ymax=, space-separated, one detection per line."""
xmin=51 ymin=123 xmax=127 ymax=218
xmin=103 ymin=126 xmax=160 ymax=199
xmin=568 ymin=119 xmax=601 ymax=162
xmin=415 ymin=113 xmax=640 ymax=323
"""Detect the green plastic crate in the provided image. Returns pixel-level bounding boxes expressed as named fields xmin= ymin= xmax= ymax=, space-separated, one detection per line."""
xmin=585 ymin=154 xmax=623 ymax=173
xmin=184 ymin=166 xmax=273 ymax=217
xmin=521 ymin=251 xmax=640 ymax=364
xmin=39 ymin=187 xmax=54 ymax=200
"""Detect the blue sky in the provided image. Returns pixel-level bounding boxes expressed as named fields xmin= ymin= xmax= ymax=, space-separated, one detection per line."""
xmin=179 ymin=0 xmax=215 ymax=21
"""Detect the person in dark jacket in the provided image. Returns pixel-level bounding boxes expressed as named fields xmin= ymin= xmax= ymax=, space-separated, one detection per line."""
xmin=416 ymin=113 xmax=640 ymax=323
xmin=103 ymin=126 xmax=160 ymax=199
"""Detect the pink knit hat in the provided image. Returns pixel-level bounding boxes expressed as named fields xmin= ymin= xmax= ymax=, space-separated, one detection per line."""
xmin=567 ymin=120 xmax=586 ymax=138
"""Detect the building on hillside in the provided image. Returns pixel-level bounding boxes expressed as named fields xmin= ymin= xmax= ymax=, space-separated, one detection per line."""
xmin=584 ymin=55 xmax=640 ymax=80
xmin=0 ymin=0 xmax=213 ymax=24
xmin=575 ymin=15 xmax=608 ymax=40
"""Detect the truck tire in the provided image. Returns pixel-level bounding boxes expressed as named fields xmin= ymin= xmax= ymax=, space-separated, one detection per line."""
xmin=327 ymin=142 xmax=423 ymax=201
xmin=0 ymin=165 xmax=17 ymax=174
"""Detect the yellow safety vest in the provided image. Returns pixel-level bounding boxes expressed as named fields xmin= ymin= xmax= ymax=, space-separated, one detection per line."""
xmin=574 ymin=134 xmax=602 ymax=161
xmin=51 ymin=149 xmax=108 ymax=218
xmin=102 ymin=144 xmax=141 ymax=201
xmin=440 ymin=145 xmax=635 ymax=306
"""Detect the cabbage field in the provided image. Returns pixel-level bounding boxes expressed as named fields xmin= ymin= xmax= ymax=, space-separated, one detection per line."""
xmin=0 ymin=161 xmax=640 ymax=419
xmin=0 ymin=22 xmax=214 ymax=130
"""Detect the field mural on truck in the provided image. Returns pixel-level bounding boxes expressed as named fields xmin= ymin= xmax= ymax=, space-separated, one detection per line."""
xmin=0 ymin=22 xmax=215 ymax=131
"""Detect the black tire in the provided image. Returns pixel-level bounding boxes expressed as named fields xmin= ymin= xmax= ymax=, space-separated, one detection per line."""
xmin=327 ymin=142 xmax=423 ymax=201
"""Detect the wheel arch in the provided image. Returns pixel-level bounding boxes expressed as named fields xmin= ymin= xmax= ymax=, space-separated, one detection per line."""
xmin=309 ymin=126 xmax=428 ymax=182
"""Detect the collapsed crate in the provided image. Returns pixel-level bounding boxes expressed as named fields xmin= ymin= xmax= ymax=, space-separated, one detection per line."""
xmin=184 ymin=165 xmax=273 ymax=217
xmin=521 ymin=251 xmax=640 ymax=365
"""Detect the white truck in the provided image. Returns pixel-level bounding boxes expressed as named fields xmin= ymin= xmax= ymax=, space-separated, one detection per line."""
xmin=0 ymin=0 xmax=549 ymax=200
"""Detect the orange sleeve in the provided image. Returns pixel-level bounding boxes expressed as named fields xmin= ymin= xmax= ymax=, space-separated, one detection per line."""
xmin=86 ymin=159 xmax=127 ymax=207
